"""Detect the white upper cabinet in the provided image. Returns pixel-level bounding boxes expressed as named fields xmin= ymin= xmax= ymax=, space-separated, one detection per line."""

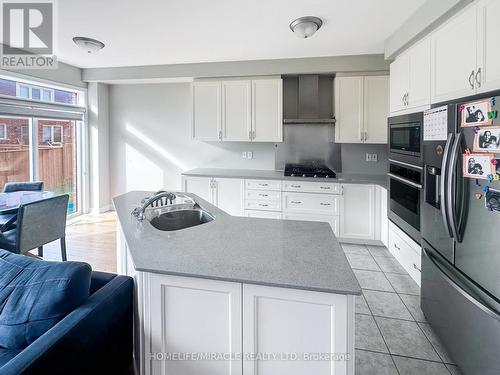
xmin=389 ymin=53 xmax=410 ymax=113
xmin=389 ymin=37 xmax=430 ymax=114
xmin=430 ymin=5 xmax=478 ymax=103
xmin=192 ymin=81 xmax=221 ymax=141
xmin=252 ymin=79 xmax=283 ymax=142
xmin=222 ymin=80 xmax=252 ymax=141
xmin=192 ymin=77 xmax=282 ymax=142
xmin=364 ymin=75 xmax=389 ymax=143
xmin=335 ymin=75 xmax=388 ymax=144
xmin=408 ymin=38 xmax=431 ymax=108
xmin=476 ymin=0 xmax=500 ymax=93
xmin=335 ymin=76 xmax=364 ymax=143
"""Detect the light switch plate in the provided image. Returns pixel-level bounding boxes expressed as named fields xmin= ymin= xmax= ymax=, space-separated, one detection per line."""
xmin=242 ymin=152 xmax=247 ymax=159
xmin=247 ymin=151 xmax=253 ymax=159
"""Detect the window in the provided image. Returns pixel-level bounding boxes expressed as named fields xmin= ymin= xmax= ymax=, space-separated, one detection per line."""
xmin=42 ymin=125 xmax=63 ymax=143
xmin=21 ymin=125 xmax=29 ymax=145
xmin=19 ymin=85 xmax=29 ymax=99
xmin=0 ymin=124 xmax=6 ymax=139
xmin=16 ymin=83 xmax=54 ymax=103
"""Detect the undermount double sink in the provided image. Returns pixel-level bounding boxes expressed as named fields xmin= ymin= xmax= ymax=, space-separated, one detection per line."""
xmin=149 ymin=208 xmax=214 ymax=231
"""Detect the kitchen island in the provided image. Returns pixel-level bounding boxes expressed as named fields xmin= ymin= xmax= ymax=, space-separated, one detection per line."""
xmin=114 ymin=191 xmax=361 ymax=375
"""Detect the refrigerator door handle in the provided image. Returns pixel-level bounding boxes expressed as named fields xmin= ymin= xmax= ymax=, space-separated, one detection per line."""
xmin=440 ymin=133 xmax=454 ymax=237
xmin=423 ymin=248 xmax=500 ymax=321
xmin=447 ymin=132 xmax=463 ymax=242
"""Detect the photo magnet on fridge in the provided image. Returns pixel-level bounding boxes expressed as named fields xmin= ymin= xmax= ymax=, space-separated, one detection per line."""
xmin=463 ymin=154 xmax=495 ymax=179
xmin=473 ymin=126 xmax=500 ymax=152
xmin=485 ymin=188 xmax=500 ymax=213
xmin=461 ymin=99 xmax=493 ymax=127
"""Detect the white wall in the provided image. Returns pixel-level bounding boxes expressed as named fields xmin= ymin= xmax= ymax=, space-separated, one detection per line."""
xmin=109 ymin=83 xmax=276 ymax=197
xmin=88 ymin=82 xmax=111 ymax=213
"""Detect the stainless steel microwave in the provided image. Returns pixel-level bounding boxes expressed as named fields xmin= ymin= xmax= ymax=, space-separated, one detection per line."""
xmin=388 ymin=112 xmax=423 ymax=166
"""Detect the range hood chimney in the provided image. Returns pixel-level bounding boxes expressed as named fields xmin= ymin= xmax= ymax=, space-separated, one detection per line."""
xmin=283 ymin=74 xmax=335 ymax=124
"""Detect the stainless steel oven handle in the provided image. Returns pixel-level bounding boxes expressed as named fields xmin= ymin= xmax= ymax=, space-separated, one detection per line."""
xmin=388 ymin=159 xmax=423 ymax=170
xmin=440 ymin=133 xmax=454 ymax=238
xmin=447 ymin=132 xmax=463 ymax=242
xmin=387 ymin=173 xmax=422 ymax=189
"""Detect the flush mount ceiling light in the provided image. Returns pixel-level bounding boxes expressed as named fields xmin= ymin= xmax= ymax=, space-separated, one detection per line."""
xmin=72 ymin=36 xmax=105 ymax=53
xmin=289 ymin=16 xmax=323 ymax=38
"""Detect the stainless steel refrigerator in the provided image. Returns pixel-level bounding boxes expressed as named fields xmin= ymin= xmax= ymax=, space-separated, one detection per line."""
xmin=421 ymin=93 xmax=500 ymax=375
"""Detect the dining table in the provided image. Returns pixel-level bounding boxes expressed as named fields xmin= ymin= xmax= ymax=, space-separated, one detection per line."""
xmin=0 ymin=190 xmax=55 ymax=231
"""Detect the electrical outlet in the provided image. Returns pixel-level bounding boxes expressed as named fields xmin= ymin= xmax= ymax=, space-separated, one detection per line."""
xmin=372 ymin=153 xmax=378 ymax=162
xmin=366 ymin=153 xmax=371 ymax=162
xmin=247 ymin=151 xmax=253 ymax=159
xmin=242 ymin=152 xmax=247 ymax=159
xmin=365 ymin=153 xmax=378 ymax=162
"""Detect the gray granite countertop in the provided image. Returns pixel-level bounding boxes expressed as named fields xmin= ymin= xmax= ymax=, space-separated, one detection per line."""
xmin=182 ymin=168 xmax=387 ymax=188
xmin=113 ymin=191 xmax=361 ymax=296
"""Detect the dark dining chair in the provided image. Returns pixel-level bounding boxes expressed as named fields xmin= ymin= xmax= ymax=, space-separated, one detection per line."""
xmin=3 ymin=181 xmax=44 ymax=193
xmin=0 ymin=194 xmax=69 ymax=261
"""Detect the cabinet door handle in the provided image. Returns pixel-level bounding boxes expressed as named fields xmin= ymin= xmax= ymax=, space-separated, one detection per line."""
xmin=402 ymin=93 xmax=406 ymax=105
xmin=218 ymin=130 xmax=222 ymax=140
xmin=290 ymin=185 xmax=301 ymax=188
xmin=394 ymin=243 xmax=400 ymax=251
xmin=252 ymin=130 xmax=256 ymax=140
xmin=258 ymin=183 xmax=269 ymax=186
xmin=290 ymin=201 xmax=302 ymax=204
xmin=405 ymin=92 xmax=409 ymax=106
xmin=320 ymin=203 xmax=331 ymax=206
xmin=468 ymin=70 xmax=475 ymax=89
xmin=413 ymin=263 xmax=421 ymax=272
xmin=319 ymin=186 xmax=330 ymax=190
xmin=249 ymin=130 xmax=252 ymax=140
xmin=364 ymin=131 xmax=368 ymax=142
xmin=475 ymin=67 xmax=482 ymax=88
xmin=341 ymin=186 xmax=344 ymax=195
xmin=258 ymin=203 xmax=269 ymax=207
xmin=258 ymin=193 xmax=269 ymax=197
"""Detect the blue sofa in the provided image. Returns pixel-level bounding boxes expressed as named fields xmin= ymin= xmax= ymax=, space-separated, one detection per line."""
xmin=0 ymin=250 xmax=134 ymax=375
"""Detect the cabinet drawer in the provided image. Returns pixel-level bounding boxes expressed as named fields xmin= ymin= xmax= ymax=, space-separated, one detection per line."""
xmin=245 ymin=179 xmax=281 ymax=191
xmin=245 ymin=190 xmax=281 ymax=202
xmin=282 ymin=193 xmax=339 ymax=215
xmin=245 ymin=199 xmax=281 ymax=211
xmin=282 ymin=181 xmax=340 ymax=194
xmin=389 ymin=226 xmax=421 ymax=286
xmin=282 ymin=213 xmax=339 ymax=236
xmin=245 ymin=210 xmax=281 ymax=219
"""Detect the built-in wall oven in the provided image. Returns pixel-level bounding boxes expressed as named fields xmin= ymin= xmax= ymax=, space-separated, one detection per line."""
xmin=388 ymin=112 xmax=423 ymax=166
xmin=387 ymin=159 xmax=423 ymax=242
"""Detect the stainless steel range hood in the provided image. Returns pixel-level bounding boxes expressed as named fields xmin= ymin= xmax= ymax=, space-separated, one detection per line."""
xmin=283 ymin=75 xmax=335 ymax=124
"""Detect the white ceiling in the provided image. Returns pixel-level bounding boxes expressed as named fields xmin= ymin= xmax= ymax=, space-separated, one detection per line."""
xmin=57 ymin=0 xmax=426 ymax=69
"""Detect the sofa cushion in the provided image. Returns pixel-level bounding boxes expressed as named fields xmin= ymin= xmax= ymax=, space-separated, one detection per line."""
xmin=0 ymin=249 xmax=91 ymax=350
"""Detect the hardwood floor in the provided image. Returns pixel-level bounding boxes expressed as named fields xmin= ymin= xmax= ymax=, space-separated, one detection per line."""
xmin=28 ymin=211 xmax=118 ymax=273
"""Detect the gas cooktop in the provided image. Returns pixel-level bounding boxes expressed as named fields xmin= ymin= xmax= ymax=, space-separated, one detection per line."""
xmin=284 ymin=164 xmax=337 ymax=178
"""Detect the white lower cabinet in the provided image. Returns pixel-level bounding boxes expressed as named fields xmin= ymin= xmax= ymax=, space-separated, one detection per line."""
xmin=388 ymin=222 xmax=422 ymax=286
xmin=243 ymin=284 xmax=354 ymax=375
xmin=184 ymin=175 xmax=385 ymax=243
xmin=139 ymin=271 xmax=355 ymax=375
xmin=182 ymin=176 xmax=243 ymax=216
xmin=339 ymin=184 xmax=376 ymax=241
xmin=213 ymin=178 xmax=244 ymax=216
xmin=147 ymin=274 xmax=242 ymax=375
